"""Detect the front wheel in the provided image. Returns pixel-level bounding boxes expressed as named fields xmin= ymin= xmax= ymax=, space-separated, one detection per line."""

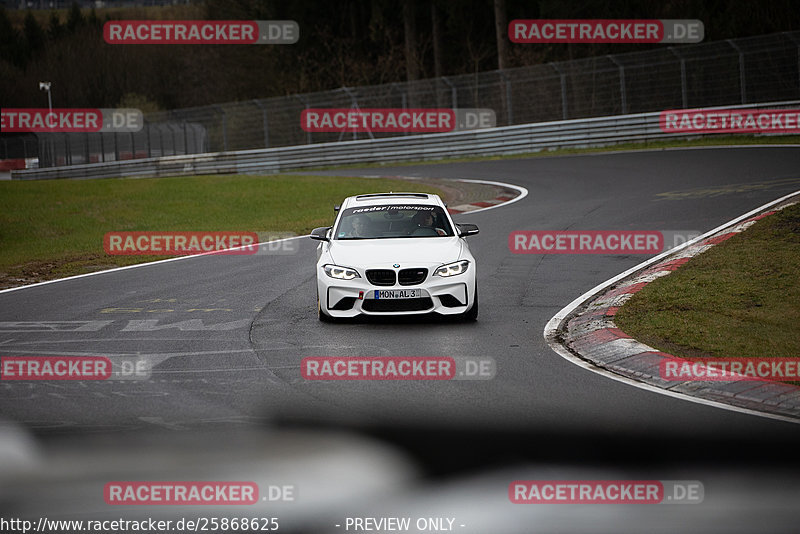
xmin=317 ymin=291 xmax=334 ymax=322
xmin=461 ymin=284 xmax=478 ymax=321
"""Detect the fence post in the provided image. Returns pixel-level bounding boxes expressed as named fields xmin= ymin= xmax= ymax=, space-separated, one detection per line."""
xmin=607 ymin=55 xmax=627 ymax=114
xmin=219 ymin=107 xmax=228 ymax=151
xmin=782 ymin=32 xmax=800 ymax=97
xmin=294 ymin=95 xmax=312 ymax=144
xmin=498 ymin=70 xmax=513 ymax=125
xmin=146 ymin=121 xmax=151 ymax=158
xmin=390 ymin=83 xmax=409 ymax=136
xmin=727 ymin=39 xmax=747 ymax=104
xmin=668 ymin=47 xmax=688 ymax=108
xmin=341 ymin=86 xmax=364 ymax=141
xmin=252 ymin=99 xmax=269 ymax=148
xmin=441 ymin=76 xmax=457 ymax=109
xmin=551 ymin=63 xmax=568 ymax=120
xmin=65 ymin=133 xmax=72 ymax=166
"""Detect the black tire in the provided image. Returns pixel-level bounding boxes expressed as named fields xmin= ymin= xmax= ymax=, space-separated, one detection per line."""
xmin=317 ymin=292 xmax=334 ymax=322
xmin=462 ymin=284 xmax=478 ymax=321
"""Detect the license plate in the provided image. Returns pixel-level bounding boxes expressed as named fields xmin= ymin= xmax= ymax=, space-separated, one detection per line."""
xmin=374 ymin=289 xmax=422 ymax=299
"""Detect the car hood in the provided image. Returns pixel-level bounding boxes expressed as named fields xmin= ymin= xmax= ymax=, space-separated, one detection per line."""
xmin=329 ymin=237 xmax=463 ymax=268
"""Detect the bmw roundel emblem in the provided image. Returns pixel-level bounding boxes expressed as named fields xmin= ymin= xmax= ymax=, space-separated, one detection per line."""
xmin=393 ymin=264 xmax=400 ymax=268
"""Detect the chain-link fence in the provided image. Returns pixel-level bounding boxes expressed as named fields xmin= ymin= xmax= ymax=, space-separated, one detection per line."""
xmin=14 ymin=30 xmax=800 ymax=168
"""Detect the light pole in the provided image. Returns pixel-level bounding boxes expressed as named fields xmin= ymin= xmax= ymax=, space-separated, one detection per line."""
xmin=39 ymin=82 xmax=53 ymax=163
xmin=39 ymin=81 xmax=52 ymax=114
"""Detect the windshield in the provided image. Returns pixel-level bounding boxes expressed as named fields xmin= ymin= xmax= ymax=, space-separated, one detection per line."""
xmin=334 ymin=204 xmax=454 ymax=239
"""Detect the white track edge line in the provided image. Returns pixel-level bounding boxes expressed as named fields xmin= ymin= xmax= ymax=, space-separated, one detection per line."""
xmin=452 ymin=179 xmax=528 ymax=214
xmin=0 ymin=235 xmax=307 ymax=295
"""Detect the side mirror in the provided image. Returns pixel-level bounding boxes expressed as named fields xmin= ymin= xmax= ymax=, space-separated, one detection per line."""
xmin=457 ymin=223 xmax=479 ymax=237
xmin=310 ymin=227 xmax=331 ymax=241
xmin=334 ymin=205 xmax=340 ymax=212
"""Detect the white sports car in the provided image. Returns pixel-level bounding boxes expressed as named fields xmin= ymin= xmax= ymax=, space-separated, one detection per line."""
xmin=310 ymin=192 xmax=479 ymax=321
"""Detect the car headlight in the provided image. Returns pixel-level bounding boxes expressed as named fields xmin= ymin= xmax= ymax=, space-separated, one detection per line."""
xmin=433 ymin=260 xmax=470 ymax=277
xmin=323 ymin=264 xmax=361 ymax=280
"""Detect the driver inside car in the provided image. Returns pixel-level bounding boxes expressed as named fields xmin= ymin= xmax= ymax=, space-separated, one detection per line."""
xmin=410 ymin=210 xmax=447 ymax=236
xmin=346 ymin=214 xmax=372 ymax=238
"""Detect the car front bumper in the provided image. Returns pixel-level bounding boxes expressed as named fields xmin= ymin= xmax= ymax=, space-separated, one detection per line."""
xmin=317 ymin=269 xmax=475 ymax=318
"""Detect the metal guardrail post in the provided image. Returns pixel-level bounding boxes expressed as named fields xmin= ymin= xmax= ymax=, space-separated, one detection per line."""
xmin=551 ymin=63 xmax=568 ymax=120
xmin=252 ymin=99 xmax=269 ymax=148
xmin=183 ymin=121 xmax=189 ymax=155
xmin=727 ymin=39 xmax=747 ymax=104
xmin=608 ymin=55 xmax=628 ymax=114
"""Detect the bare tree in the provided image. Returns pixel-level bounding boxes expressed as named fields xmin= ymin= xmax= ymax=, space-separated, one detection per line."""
xmin=403 ymin=0 xmax=419 ymax=82
xmin=494 ymin=0 xmax=507 ymax=70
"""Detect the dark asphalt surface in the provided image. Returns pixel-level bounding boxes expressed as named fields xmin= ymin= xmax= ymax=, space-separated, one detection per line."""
xmin=2 ymin=146 xmax=800 ymax=532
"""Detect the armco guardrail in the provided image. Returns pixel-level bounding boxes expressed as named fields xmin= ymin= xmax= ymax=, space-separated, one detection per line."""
xmin=12 ymin=100 xmax=800 ymax=181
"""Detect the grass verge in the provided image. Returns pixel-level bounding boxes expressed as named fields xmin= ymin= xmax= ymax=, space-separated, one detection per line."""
xmin=615 ymin=202 xmax=800 ymax=359
xmin=0 ymin=174 xmax=446 ymax=288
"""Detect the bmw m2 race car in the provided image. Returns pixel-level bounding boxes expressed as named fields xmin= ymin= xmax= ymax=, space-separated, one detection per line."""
xmin=310 ymin=193 xmax=479 ymax=321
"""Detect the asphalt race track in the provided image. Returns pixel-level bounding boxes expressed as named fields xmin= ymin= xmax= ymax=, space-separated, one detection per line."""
xmin=2 ymin=146 xmax=800 ymax=532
